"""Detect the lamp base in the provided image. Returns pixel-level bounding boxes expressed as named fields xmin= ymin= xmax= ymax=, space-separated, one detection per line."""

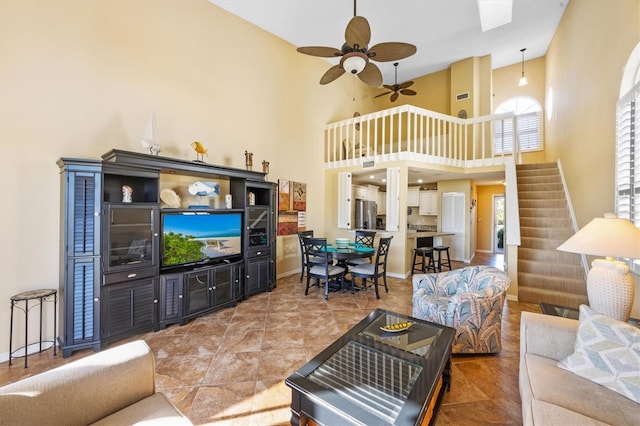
xmin=587 ymin=258 xmax=634 ymax=322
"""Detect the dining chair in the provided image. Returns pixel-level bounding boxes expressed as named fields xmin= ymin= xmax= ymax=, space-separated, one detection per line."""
xmin=303 ymin=237 xmax=346 ymax=301
xmin=349 ymin=236 xmax=392 ymax=299
xmin=346 ymin=230 xmax=377 ymax=267
xmin=297 ymin=230 xmax=315 ymax=282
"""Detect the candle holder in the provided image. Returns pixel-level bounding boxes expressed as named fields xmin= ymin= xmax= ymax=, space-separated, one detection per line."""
xmin=245 ymin=151 xmax=253 ymax=170
xmin=262 ymin=160 xmax=270 ymax=178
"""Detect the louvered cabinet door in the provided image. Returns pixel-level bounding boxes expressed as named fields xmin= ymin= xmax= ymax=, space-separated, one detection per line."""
xmin=58 ymin=159 xmax=103 ymax=357
xmin=102 ymin=278 xmax=157 ymax=340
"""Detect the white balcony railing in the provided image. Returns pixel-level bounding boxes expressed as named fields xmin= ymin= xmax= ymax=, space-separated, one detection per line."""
xmin=325 ymin=105 xmax=520 ymax=169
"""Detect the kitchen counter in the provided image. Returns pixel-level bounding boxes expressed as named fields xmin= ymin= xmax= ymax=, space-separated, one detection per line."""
xmin=406 ymin=231 xmax=455 ymax=238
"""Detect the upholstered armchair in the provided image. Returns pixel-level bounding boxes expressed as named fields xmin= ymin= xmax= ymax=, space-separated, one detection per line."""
xmin=412 ymin=265 xmax=510 ymax=354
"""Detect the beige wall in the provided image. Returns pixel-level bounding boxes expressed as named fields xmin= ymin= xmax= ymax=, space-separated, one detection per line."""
xmin=545 ymin=0 xmax=640 ymax=226
xmin=0 ymin=0 xmax=359 ymax=356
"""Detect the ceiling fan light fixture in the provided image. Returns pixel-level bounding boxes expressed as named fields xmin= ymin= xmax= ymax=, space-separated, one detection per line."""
xmin=341 ymin=52 xmax=368 ymax=75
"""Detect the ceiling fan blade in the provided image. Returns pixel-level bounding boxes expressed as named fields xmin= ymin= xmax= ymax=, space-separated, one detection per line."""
xmin=390 ymin=92 xmax=399 ymax=102
xmin=319 ymin=65 xmax=346 ymax=85
xmin=358 ymin=62 xmax=382 ymax=87
xmin=297 ymin=46 xmax=342 ymax=58
xmin=374 ymin=91 xmax=393 ymax=98
xmin=382 ymin=84 xmax=395 ymax=91
xmin=368 ymin=42 xmax=417 ymax=62
xmin=345 ymin=16 xmax=371 ymax=49
xmin=398 ymin=81 xmax=414 ymax=89
xmin=400 ymin=89 xmax=417 ymax=96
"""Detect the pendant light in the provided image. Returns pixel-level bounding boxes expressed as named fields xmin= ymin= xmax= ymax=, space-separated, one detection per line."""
xmin=519 ymin=48 xmax=528 ymax=86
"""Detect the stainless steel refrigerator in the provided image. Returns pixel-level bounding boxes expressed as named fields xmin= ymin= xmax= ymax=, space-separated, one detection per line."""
xmin=355 ymin=199 xmax=377 ymax=230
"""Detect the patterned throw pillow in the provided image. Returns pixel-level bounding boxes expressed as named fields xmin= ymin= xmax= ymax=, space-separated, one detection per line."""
xmin=558 ymin=304 xmax=640 ymax=404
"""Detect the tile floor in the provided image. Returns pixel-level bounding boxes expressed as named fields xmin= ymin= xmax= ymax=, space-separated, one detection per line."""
xmin=0 ymin=254 xmax=540 ymax=425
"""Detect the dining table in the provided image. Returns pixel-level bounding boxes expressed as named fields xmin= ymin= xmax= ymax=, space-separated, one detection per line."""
xmin=325 ymin=244 xmax=376 ymax=292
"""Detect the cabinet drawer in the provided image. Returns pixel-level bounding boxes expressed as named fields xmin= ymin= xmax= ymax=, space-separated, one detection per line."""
xmin=246 ymin=248 xmax=271 ymax=259
xmin=103 ymin=267 xmax=157 ymax=285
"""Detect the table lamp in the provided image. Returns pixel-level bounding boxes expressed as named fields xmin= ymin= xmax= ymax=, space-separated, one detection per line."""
xmin=557 ymin=213 xmax=640 ymax=321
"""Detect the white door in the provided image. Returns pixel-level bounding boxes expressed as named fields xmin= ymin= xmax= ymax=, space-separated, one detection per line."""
xmin=337 ymin=172 xmax=352 ymax=229
xmin=442 ymin=192 xmax=465 ymax=261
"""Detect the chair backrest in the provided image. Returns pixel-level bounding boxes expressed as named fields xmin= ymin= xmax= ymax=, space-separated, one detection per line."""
xmin=374 ymin=236 xmax=393 ymax=273
xmin=303 ymin=237 xmax=331 ymax=277
xmin=297 ymin=230 xmax=314 ymax=260
xmin=354 ymin=230 xmax=376 ymax=247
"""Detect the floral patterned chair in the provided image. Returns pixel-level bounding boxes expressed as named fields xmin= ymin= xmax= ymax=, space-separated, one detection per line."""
xmin=412 ymin=265 xmax=510 ymax=354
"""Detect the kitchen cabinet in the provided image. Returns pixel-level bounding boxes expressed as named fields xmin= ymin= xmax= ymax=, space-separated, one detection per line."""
xmin=407 ymin=187 xmax=420 ymax=206
xmin=377 ymin=191 xmax=386 ymax=215
xmin=367 ymin=185 xmax=379 ymax=203
xmin=419 ymin=191 xmax=438 ymax=216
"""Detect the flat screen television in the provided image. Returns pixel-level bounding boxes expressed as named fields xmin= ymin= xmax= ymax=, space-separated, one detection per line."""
xmin=161 ymin=210 xmax=243 ymax=270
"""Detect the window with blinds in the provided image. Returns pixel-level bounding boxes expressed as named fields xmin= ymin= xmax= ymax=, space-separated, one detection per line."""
xmin=494 ymin=97 xmax=542 ymax=154
xmin=616 ymin=80 xmax=640 ymax=273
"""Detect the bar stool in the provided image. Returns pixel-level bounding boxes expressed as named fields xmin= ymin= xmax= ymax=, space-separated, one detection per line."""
xmin=412 ymin=247 xmax=436 ymax=274
xmin=432 ymin=246 xmax=452 ymax=272
xmin=9 ymin=289 xmax=57 ymax=368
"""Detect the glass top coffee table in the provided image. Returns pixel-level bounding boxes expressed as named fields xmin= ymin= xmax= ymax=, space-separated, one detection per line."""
xmin=540 ymin=303 xmax=640 ymax=326
xmin=286 ymin=308 xmax=455 ymax=426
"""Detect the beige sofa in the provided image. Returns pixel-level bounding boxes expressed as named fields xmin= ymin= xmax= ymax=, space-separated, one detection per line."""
xmin=519 ymin=312 xmax=639 ymax=425
xmin=0 ymin=340 xmax=191 ymax=425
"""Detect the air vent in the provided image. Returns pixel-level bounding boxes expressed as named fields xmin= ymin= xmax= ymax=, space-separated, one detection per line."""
xmin=456 ymin=92 xmax=469 ymax=101
xmin=362 ymin=161 xmax=375 ymax=168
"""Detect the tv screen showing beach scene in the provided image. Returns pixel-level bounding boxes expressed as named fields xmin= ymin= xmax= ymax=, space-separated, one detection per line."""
xmin=161 ymin=211 xmax=242 ymax=268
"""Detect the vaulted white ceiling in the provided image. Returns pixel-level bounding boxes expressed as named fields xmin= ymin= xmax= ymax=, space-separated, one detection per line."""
xmin=209 ymin=0 xmax=569 ymax=85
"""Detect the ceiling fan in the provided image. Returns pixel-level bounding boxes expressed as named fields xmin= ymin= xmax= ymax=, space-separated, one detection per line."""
xmin=375 ymin=62 xmax=417 ymax=102
xmin=296 ymin=0 xmax=416 ymax=88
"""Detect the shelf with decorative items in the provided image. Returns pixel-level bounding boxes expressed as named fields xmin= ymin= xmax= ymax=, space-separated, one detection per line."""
xmin=57 ymin=149 xmax=276 ymax=357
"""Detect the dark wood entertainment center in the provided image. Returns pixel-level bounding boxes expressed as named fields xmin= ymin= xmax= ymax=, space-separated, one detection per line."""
xmin=57 ymin=149 xmax=276 ymax=357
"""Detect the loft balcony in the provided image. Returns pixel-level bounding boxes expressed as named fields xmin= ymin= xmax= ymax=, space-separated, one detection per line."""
xmin=324 ymin=104 xmax=521 ymax=171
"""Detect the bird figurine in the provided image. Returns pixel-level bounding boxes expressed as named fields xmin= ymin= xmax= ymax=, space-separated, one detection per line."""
xmin=191 ymin=141 xmax=208 ymax=162
xmin=141 ymin=138 xmax=161 ymax=156
xmin=140 ymin=111 xmax=161 ymax=155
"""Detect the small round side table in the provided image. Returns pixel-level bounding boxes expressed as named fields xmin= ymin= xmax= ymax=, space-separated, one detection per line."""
xmin=9 ymin=289 xmax=57 ymax=368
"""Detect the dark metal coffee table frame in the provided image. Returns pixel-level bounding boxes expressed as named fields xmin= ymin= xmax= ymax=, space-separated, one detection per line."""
xmin=286 ymin=308 xmax=455 ymax=426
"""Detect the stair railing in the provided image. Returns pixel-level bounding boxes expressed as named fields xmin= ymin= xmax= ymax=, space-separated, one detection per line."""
xmin=557 ymin=159 xmax=589 ymax=274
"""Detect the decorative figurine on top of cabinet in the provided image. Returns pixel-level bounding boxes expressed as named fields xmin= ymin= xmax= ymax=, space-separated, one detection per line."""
xmin=245 ymin=151 xmax=253 ymax=170
xmin=262 ymin=160 xmax=270 ymax=179
xmin=191 ymin=141 xmax=208 ymax=162
xmin=122 ymin=185 xmax=133 ymax=203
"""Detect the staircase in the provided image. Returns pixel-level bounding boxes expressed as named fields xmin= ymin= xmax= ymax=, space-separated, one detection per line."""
xmin=516 ymin=162 xmax=588 ymax=308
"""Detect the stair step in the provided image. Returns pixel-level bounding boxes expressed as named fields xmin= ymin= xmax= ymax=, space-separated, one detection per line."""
xmin=517 ymin=173 xmax=561 ymax=183
xmin=520 ymin=226 xmax=575 ymax=239
xmin=517 ymin=182 xmax=564 ymax=191
xmin=518 ymin=190 xmax=566 ymax=200
xmin=517 ymin=259 xmax=585 ymax=278
xmin=518 ymin=247 xmax=583 ymax=264
xmin=518 ymin=272 xmax=587 ymax=296
xmin=517 ymin=286 xmax=588 ymax=309
xmin=519 ymin=199 xmax=568 ymax=209
xmin=519 ymin=237 xmax=566 ymax=251
xmin=516 ymin=162 xmax=558 ymax=171
xmin=519 ymin=216 xmax=573 ymax=229
xmin=519 ymin=207 xmax=571 ymax=219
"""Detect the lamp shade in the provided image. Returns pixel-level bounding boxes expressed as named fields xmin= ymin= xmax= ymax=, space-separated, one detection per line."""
xmin=518 ymin=76 xmax=528 ymax=86
xmin=557 ymin=215 xmax=640 ymax=259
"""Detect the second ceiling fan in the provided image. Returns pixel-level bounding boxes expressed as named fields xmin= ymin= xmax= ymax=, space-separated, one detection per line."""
xmin=375 ymin=62 xmax=417 ymax=102
xmin=296 ymin=0 xmax=416 ymax=88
